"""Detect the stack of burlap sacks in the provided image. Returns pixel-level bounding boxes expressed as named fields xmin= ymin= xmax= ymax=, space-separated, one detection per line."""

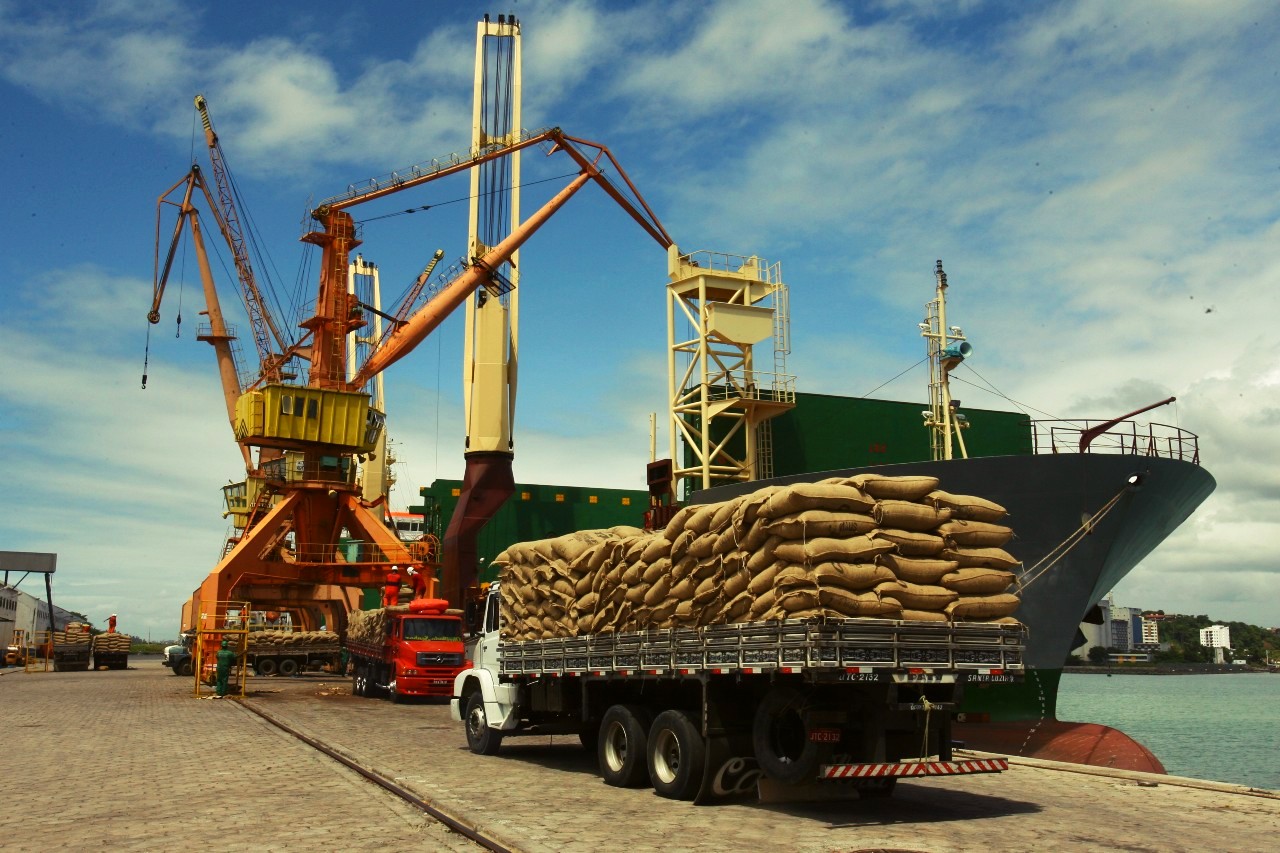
xmin=52 ymin=622 xmax=92 ymax=647
xmin=246 ymin=629 xmax=339 ymax=650
xmin=346 ymin=607 xmax=407 ymax=646
xmin=496 ymin=474 xmax=1022 ymax=642
xmin=91 ymin=633 xmax=130 ymax=653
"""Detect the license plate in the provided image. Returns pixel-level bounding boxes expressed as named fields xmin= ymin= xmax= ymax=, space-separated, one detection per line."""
xmin=431 ymin=680 xmax=450 ymax=686
xmin=809 ymin=728 xmax=841 ymax=743
xmin=892 ymin=673 xmax=956 ymax=683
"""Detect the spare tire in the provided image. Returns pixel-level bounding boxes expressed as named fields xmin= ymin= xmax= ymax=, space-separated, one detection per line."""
xmin=752 ymin=686 xmax=831 ymax=785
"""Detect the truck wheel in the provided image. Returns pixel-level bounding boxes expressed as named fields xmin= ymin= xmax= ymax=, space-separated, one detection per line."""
xmin=256 ymin=658 xmax=278 ymax=677
xmin=464 ymin=692 xmax=503 ymax=756
xmin=177 ymin=659 xmax=194 ymax=677
xmin=352 ymin=664 xmax=365 ymax=697
xmin=277 ymin=658 xmax=299 ymax=677
xmin=647 ymin=710 xmax=705 ymax=801
xmin=598 ymin=705 xmax=652 ymax=788
xmin=752 ymin=686 xmax=829 ymax=785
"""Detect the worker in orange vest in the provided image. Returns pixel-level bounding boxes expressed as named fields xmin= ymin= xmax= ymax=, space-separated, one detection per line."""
xmin=107 ymin=614 xmax=117 ymax=633
xmin=406 ymin=566 xmax=430 ymax=601
xmin=383 ymin=566 xmax=402 ymax=607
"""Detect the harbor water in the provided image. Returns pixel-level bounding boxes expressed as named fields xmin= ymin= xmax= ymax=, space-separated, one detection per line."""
xmin=1056 ymin=672 xmax=1280 ymax=790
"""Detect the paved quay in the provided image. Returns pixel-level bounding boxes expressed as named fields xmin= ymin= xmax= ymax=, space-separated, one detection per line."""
xmin=0 ymin=660 xmax=480 ymax=852
xmin=3 ymin=660 xmax=1279 ymax=852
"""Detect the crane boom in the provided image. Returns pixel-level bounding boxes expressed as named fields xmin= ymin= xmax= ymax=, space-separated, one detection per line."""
xmin=194 ymin=94 xmax=293 ymax=381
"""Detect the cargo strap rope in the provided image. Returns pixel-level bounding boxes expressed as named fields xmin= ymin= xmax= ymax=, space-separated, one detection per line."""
xmin=1017 ymin=486 xmax=1128 ymax=592
xmin=919 ymin=695 xmax=934 ymax=760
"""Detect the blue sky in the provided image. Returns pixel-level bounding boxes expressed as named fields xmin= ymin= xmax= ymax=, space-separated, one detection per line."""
xmin=1 ymin=0 xmax=1276 ymax=639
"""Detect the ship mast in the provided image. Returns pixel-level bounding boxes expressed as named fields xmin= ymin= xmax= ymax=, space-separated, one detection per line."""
xmin=922 ymin=260 xmax=971 ymax=461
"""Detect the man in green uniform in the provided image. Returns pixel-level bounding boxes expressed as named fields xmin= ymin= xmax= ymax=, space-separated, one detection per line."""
xmin=215 ymin=639 xmax=237 ymax=697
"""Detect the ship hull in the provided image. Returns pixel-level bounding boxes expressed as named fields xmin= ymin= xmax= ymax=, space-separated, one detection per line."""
xmin=691 ymin=451 xmax=1217 ymax=722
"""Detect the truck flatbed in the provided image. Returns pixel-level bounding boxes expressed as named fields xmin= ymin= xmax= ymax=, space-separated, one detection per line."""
xmin=497 ymin=617 xmax=1023 ymax=682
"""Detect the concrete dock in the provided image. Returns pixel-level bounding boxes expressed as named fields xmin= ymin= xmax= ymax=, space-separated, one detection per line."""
xmin=2 ymin=660 xmax=1277 ymax=852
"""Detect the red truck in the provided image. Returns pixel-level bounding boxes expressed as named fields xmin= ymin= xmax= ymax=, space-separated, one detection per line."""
xmin=344 ymin=599 xmax=467 ymax=702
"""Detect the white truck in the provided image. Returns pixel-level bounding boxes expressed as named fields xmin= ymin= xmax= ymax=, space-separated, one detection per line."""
xmin=452 ymin=580 xmax=1024 ymax=803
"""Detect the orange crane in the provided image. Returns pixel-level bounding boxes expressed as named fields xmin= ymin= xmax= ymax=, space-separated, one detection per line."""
xmin=151 ymin=107 xmax=670 ymax=657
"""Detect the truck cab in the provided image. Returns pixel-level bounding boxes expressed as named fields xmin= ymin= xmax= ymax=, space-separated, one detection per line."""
xmin=347 ymin=602 xmax=468 ymax=701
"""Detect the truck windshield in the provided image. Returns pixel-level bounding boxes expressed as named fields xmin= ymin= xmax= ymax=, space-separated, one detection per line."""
xmin=402 ymin=618 xmax=460 ymax=642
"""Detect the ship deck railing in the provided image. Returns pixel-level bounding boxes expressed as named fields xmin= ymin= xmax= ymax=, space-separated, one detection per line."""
xmin=1031 ymin=419 xmax=1200 ymax=463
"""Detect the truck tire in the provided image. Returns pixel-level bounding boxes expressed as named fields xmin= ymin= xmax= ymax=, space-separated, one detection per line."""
xmin=752 ymin=686 xmax=830 ymax=785
xmin=177 ymin=659 xmax=194 ymax=677
xmin=598 ymin=705 xmax=652 ymax=788
xmin=352 ymin=664 xmax=366 ymax=697
xmin=464 ymin=691 xmax=503 ymax=756
xmin=256 ymin=657 xmax=278 ymax=677
xmin=647 ymin=710 xmax=705 ymax=801
xmin=277 ymin=658 xmax=299 ymax=677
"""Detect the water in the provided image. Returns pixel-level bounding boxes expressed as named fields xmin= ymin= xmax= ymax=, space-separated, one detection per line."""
xmin=1056 ymin=672 xmax=1280 ymax=791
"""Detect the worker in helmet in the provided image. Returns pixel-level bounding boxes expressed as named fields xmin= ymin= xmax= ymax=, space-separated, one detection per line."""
xmin=407 ymin=566 xmax=430 ymax=601
xmin=383 ymin=566 xmax=402 ymax=607
xmin=215 ymin=639 xmax=237 ymax=697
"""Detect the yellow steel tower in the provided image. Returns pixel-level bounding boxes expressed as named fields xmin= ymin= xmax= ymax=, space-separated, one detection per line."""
xmin=445 ymin=14 xmax=522 ymax=605
xmin=666 ymin=247 xmax=796 ymax=495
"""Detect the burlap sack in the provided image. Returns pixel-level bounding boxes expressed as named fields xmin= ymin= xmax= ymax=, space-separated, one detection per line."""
xmin=777 ymin=587 xmax=821 ymax=612
xmin=925 ymin=490 xmax=1008 ymax=523
xmin=621 ymin=561 xmax=646 ymax=586
xmin=684 ymin=504 xmax=720 ymax=536
xmin=624 ymin=583 xmax=649 ymax=605
xmin=775 ymin=535 xmax=896 ymax=564
xmin=663 ymin=505 xmax=698 ymax=541
xmin=869 ymin=528 xmax=946 ymax=557
xmin=641 ymin=556 xmax=672 ymax=585
xmin=873 ymin=500 xmax=951 ymax=531
xmin=643 ymin=575 xmax=673 ymax=607
xmin=819 ymin=586 xmax=905 ymax=617
xmin=760 ymin=483 xmax=875 ymax=518
xmin=812 ymin=561 xmax=896 ymax=591
xmin=749 ymin=587 xmax=778 ymax=618
xmin=687 ymin=532 xmax=718 ymax=560
xmin=731 ymin=486 xmax=782 ymax=533
xmin=723 ymin=590 xmax=753 ymax=622
xmin=746 ymin=537 xmax=783 ymax=574
xmin=773 ymin=564 xmax=816 ymax=591
xmin=723 ymin=565 xmax=751 ymax=599
xmin=712 ymin=526 xmax=740 ymax=556
xmin=852 ymin=474 xmax=940 ymax=501
xmin=748 ymin=561 xmax=782 ymax=595
xmin=937 ymin=520 xmax=1014 ymax=548
xmin=879 ymin=581 xmax=958 ymax=611
xmin=709 ymin=500 xmax=739 ymax=533
xmin=877 ymin=554 xmax=960 ymax=585
xmin=941 ymin=546 xmax=1021 ymax=570
xmin=667 ymin=529 xmax=694 ymax=561
xmin=946 ymin=594 xmax=1021 ymax=620
xmin=670 ymin=555 xmax=699 ymax=582
xmin=940 ymin=568 xmax=1016 ymax=595
xmin=760 ymin=510 xmax=877 ymax=540
xmin=740 ymin=521 xmax=774 ymax=553
xmin=641 ymin=536 xmax=672 ymax=563
xmin=901 ymin=608 xmax=948 ymax=622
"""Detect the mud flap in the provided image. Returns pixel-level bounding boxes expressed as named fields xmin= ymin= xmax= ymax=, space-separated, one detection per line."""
xmin=694 ymin=729 xmax=761 ymax=805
